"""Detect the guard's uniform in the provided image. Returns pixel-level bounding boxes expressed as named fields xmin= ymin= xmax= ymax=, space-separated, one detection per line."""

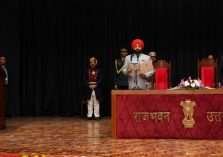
xmin=114 ymin=57 xmax=128 ymax=89
xmin=83 ymin=57 xmax=102 ymax=119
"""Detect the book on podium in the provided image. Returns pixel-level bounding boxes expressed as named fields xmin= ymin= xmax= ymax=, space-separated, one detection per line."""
xmin=128 ymin=60 xmax=154 ymax=76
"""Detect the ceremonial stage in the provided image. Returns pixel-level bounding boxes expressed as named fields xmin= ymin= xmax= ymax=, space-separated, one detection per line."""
xmin=0 ymin=116 xmax=223 ymax=156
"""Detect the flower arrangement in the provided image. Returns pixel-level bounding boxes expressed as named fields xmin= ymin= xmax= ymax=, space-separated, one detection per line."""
xmin=177 ymin=76 xmax=204 ymax=89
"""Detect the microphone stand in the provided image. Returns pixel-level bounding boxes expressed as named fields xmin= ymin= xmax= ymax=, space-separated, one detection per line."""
xmin=130 ymin=53 xmax=140 ymax=90
xmin=133 ymin=55 xmax=140 ymax=90
xmin=134 ymin=65 xmax=138 ymax=90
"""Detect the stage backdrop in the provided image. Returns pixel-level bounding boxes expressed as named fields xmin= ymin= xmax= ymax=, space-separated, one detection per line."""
xmin=0 ymin=0 xmax=223 ymax=116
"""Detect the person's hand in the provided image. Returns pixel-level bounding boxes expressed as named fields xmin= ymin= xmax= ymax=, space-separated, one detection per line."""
xmin=127 ymin=67 xmax=133 ymax=73
xmin=89 ymin=85 xmax=94 ymax=90
xmin=89 ymin=85 xmax=97 ymax=90
xmin=92 ymin=85 xmax=97 ymax=89
xmin=139 ymin=73 xmax=146 ymax=78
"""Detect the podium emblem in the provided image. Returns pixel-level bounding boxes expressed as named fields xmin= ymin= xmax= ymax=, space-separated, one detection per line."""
xmin=180 ymin=99 xmax=196 ymax=128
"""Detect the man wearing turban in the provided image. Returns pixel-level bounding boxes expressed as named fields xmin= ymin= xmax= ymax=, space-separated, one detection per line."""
xmin=122 ymin=39 xmax=155 ymax=89
xmin=83 ymin=56 xmax=103 ymax=120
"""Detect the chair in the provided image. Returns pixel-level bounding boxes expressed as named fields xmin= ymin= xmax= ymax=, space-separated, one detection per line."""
xmin=154 ymin=60 xmax=171 ymax=89
xmin=197 ymin=57 xmax=218 ymax=88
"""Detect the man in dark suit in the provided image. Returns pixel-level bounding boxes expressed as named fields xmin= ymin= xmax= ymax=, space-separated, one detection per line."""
xmin=0 ymin=56 xmax=8 ymax=85
xmin=0 ymin=55 xmax=7 ymax=129
xmin=114 ymin=48 xmax=129 ymax=89
xmin=0 ymin=55 xmax=9 ymax=117
xmin=83 ymin=56 xmax=103 ymax=120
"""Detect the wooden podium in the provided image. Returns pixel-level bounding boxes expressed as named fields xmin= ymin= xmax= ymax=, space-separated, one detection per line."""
xmin=0 ymin=67 xmax=6 ymax=130
xmin=112 ymin=89 xmax=223 ymax=139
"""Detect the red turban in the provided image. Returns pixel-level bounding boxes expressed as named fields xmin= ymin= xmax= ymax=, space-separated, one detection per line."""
xmin=131 ymin=39 xmax=144 ymax=50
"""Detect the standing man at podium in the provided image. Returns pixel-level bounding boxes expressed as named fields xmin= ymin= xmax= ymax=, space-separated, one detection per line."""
xmin=114 ymin=48 xmax=129 ymax=89
xmin=122 ymin=39 xmax=154 ymax=90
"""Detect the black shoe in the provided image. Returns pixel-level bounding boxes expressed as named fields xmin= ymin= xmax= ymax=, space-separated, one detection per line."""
xmin=86 ymin=117 xmax=92 ymax=121
xmin=95 ymin=117 xmax=100 ymax=121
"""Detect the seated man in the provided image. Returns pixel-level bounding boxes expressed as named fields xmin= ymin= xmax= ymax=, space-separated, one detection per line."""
xmin=122 ymin=39 xmax=155 ymax=89
xmin=83 ymin=56 xmax=103 ymax=120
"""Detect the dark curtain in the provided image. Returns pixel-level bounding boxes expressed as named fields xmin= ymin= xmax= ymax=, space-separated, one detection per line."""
xmin=1 ymin=0 xmax=223 ymax=116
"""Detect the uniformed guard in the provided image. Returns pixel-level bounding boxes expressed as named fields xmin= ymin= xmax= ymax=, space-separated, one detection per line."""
xmin=148 ymin=51 xmax=157 ymax=63
xmin=148 ymin=51 xmax=157 ymax=89
xmin=114 ymin=48 xmax=129 ymax=89
xmin=83 ymin=56 xmax=103 ymax=120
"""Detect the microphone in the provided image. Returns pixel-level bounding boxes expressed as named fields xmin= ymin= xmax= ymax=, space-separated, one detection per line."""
xmin=130 ymin=54 xmax=134 ymax=61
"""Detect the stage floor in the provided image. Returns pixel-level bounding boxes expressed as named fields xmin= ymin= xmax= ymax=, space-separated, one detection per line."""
xmin=0 ymin=117 xmax=223 ymax=157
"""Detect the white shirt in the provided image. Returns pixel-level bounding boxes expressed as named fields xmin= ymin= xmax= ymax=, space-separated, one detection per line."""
xmin=122 ymin=53 xmax=154 ymax=89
